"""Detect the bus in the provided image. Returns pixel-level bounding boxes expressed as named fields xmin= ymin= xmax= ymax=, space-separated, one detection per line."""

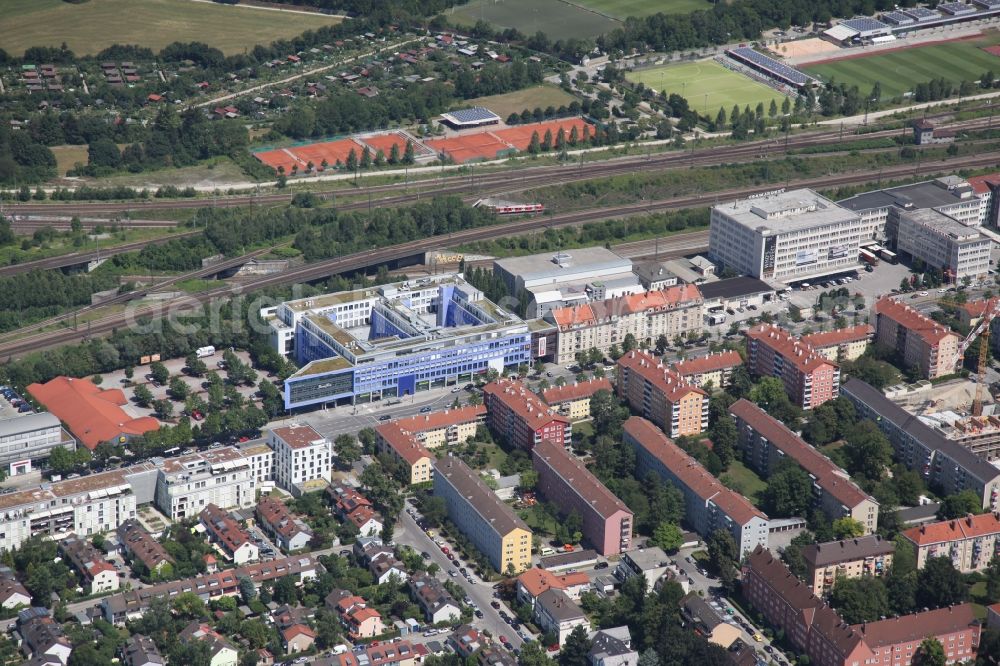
xmin=859 ymin=249 xmax=880 ymax=266
xmin=879 ymin=249 xmax=898 ymax=264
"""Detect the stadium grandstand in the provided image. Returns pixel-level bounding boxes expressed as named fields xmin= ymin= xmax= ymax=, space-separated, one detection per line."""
xmin=938 ymin=2 xmax=977 ymax=15
xmin=973 ymin=0 xmax=1000 ymax=8
xmin=823 ymin=17 xmax=893 ymax=43
xmin=725 ymin=47 xmax=818 ymax=88
xmin=902 ymin=7 xmax=942 ymax=20
xmin=440 ymin=106 xmax=501 ymax=129
xmin=881 ymin=10 xmax=915 ymax=25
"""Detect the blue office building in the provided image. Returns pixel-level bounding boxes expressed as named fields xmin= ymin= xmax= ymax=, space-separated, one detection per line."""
xmin=269 ymin=275 xmax=533 ymax=410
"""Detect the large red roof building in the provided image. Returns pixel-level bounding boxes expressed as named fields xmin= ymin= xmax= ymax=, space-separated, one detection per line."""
xmin=745 ymin=324 xmax=840 ymax=409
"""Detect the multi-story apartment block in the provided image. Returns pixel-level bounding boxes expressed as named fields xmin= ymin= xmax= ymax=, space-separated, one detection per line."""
xmin=743 ymin=546 xmax=981 ymax=666
xmin=200 ymin=504 xmax=258 ymax=565
xmin=483 ymin=380 xmax=571 ymax=451
xmin=154 ymin=447 xmax=257 ymax=521
xmin=269 ymin=424 xmax=331 ymax=490
xmin=239 ymin=441 xmax=274 ymax=484
xmin=617 ymin=351 xmax=709 ymax=438
xmin=801 ymin=325 xmax=874 ymax=363
xmin=270 ymin=275 xmax=532 ymax=409
xmin=375 ymin=424 xmax=433 ymax=486
xmin=872 ymin=297 xmax=961 ymax=379
xmin=545 ymin=285 xmax=704 ymax=365
xmin=117 ymin=519 xmax=173 ymax=575
xmin=842 ymin=378 xmax=1000 ymax=510
xmin=541 ymin=378 xmax=614 ymax=421
xmin=433 ymin=456 xmax=532 ymax=573
xmin=384 ymin=406 xmax=486 ymax=449
xmin=709 ymin=189 xmax=864 ymax=282
xmin=902 ymin=512 xmax=1000 ymax=573
xmin=623 ymin=417 xmax=769 ymax=557
xmin=896 ymin=208 xmax=991 ymax=282
xmin=534 ymin=589 xmax=590 ymax=646
xmin=801 ymin=535 xmax=895 ymax=595
xmin=671 ymin=350 xmax=744 ymax=389
xmin=0 ymin=412 xmax=75 ymax=477
xmin=730 ymin=400 xmax=879 ymax=534
xmin=532 ymin=438 xmax=633 ymax=556
xmin=745 ymin=324 xmax=840 ymax=409
xmin=59 ymin=535 xmax=119 ymax=595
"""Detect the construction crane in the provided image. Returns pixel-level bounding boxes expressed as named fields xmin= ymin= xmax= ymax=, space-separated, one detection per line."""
xmin=953 ymin=297 xmax=1000 ymax=416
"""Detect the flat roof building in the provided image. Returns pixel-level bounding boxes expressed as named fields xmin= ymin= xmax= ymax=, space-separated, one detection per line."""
xmin=709 ymin=189 xmax=863 ymax=282
xmin=271 ymin=274 xmax=532 ymax=409
xmin=895 ymin=208 xmax=991 ymax=282
xmin=841 ymin=378 xmax=1000 ymax=511
xmin=730 ymin=399 xmax=879 ymax=534
xmin=623 ymin=417 xmax=769 ymax=558
xmin=532 ymin=438 xmax=633 ymax=556
xmin=433 ymin=456 xmax=532 ymax=574
xmin=0 ymin=412 xmax=75 ymax=478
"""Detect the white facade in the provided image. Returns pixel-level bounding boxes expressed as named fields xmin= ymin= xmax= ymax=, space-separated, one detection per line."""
xmin=0 ymin=412 xmax=74 ymax=477
xmin=709 ymin=189 xmax=864 ymax=282
xmin=896 ymin=208 xmax=992 ymax=282
xmin=154 ymin=449 xmax=256 ymax=521
xmin=239 ymin=442 xmax=274 ymax=483
xmin=269 ymin=425 xmax=331 ymax=490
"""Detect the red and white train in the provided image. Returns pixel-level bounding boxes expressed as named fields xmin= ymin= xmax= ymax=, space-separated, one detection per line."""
xmin=474 ymin=199 xmax=545 ymax=215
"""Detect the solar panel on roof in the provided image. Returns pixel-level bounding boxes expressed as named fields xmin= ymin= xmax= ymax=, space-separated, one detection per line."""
xmin=841 ymin=17 xmax=890 ymax=31
xmin=938 ymin=2 xmax=976 ymax=13
xmin=975 ymin=0 xmax=1000 ymax=7
xmin=902 ymin=7 xmax=941 ymax=19
xmin=882 ymin=11 xmax=914 ymax=24
xmin=446 ymin=107 xmax=499 ymax=123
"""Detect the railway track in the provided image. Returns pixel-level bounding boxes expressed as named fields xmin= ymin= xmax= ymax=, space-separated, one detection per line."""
xmin=2 ymin=149 xmax=996 ymax=359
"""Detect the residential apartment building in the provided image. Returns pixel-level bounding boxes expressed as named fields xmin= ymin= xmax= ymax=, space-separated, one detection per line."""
xmin=745 ymin=324 xmax=840 ymax=409
xmin=433 ymin=456 xmax=532 ymax=573
xmin=0 ymin=412 xmax=75 ymax=478
xmin=841 ymin=378 xmax=1000 ymax=510
xmin=671 ymin=350 xmax=744 ymax=389
xmin=801 ymin=325 xmax=874 ymax=362
xmin=545 ymin=285 xmax=704 ymax=365
xmin=239 ymin=441 xmax=274 ymax=484
xmin=623 ymin=417 xmax=769 ymax=557
xmin=515 ymin=568 xmax=590 ymax=609
xmin=154 ymin=447 xmax=257 ymax=521
xmin=532 ymin=438 xmax=633 ymax=555
xmin=617 ymin=351 xmax=709 ymax=438
xmin=902 ymin=512 xmax=1000 ymax=573
xmin=122 ymin=634 xmax=164 ymax=666
xmin=872 ymin=297 xmax=961 ymax=379
xmin=375 ymin=424 xmax=433 ymax=486
xmin=199 ymin=504 xmax=258 ymax=565
xmin=483 ymin=379 xmax=571 ymax=451
xmin=896 ymin=208 xmax=991 ymax=282
xmin=730 ymin=400 xmax=879 ymax=534
xmin=614 ymin=547 xmax=673 ymax=594
xmin=743 ymin=546 xmax=981 ymax=666
xmin=384 ymin=405 xmax=486 ymax=449
xmin=409 ymin=572 xmax=462 ymax=624
xmin=541 ymin=378 xmax=613 ymax=421
xmin=269 ymin=424 xmax=331 ymax=490
xmin=800 ymin=535 xmax=895 ymax=595
xmin=588 ymin=627 xmax=638 ymax=666
xmin=59 ymin=535 xmax=119 ymax=595
xmin=117 ymin=519 xmax=173 ymax=575
xmin=534 ymin=589 xmax=590 ymax=646
xmin=709 ymin=189 xmax=864 ymax=282
xmin=256 ymin=496 xmax=312 ymax=552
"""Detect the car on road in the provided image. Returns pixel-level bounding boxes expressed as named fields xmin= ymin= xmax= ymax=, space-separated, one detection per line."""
xmin=753 ymin=633 xmax=763 ymax=642
xmin=474 ymin=610 xmax=484 ymax=618
xmin=420 ymin=551 xmax=431 ymax=559
xmin=546 ymin=371 xmax=553 ymax=377
xmin=764 ymin=646 xmax=774 ymax=654
xmin=491 ymin=601 xmax=501 ymax=609
xmin=503 ymin=642 xmax=514 ymax=651
xmin=451 ymin=387 xmax=462 ymax=393
xmin=420 ymin=406 xmax=433 ymax=413
xmin=440 ymin=545 xmax=449 ymax=555
xmin=511 ymin=622 xmax=521 ymax=631
xmin=448 ymin=570 xmax=457 ymax=577
xmin=919 ymin=291 xmax=929 ymax=296
xmin=499 ymin=636 xmax=508 ymax=645
xmin=378 ymin=414 xmax=391 ymax=421
xmin=459 ymin=567 xmax=467 ymax=575
xmin=594 ymin=561 xmax=608 ymax=569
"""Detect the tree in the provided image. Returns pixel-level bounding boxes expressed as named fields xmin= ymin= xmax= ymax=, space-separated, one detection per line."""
xmin=842 ymin=421 xmax=892 ymax=482
xmin=709 ymin=415 xmax=737 ymax=469
xmin=637 ymin=649 xmax=659 ymax=666
xmin=334 ymin=434 xmax=361 ymax=467
xmin=936 ymin=490 xmax=983 ymax=519
xmin=421 ymin=496 xmax=448 ymax=527
xmin=832 ymin=517 xmax=865 ymax=539
xmin=519 ymin=641 xmax=557 ymax=666
xmin=272 ymin=575 xmax=299 ymax=605
xmin=153 ymin=399 xmax=174 ymax=420
xmin=168 ymin=376 xmax=190 ymax=401
xmin=917 ymin=557 xmax=968 ymax=609
xmin=185 ymin=354 xmax=208 ymax=377
xmin=651 ymin=522 xmax=684 ymax=552
xmin=828 ymin=577 xmax=888 ymax=623
xmin=912 ymin=638 xmax=946 ymax=666
xmin=559 ymin=625 xmax=591 ymax=666
xmin=149 ymin=361 xmax=169 ymax=385
xmin=707 ymin=528 xmax=738 ymax=583
xmin=761 ymin=461 xmax=812 ymax=517
xmin=48 ymin=446 xmax=76 ymax=476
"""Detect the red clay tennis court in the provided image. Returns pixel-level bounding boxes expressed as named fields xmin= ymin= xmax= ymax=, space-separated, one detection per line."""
xmin=425 ymin=133 xmax=513 ymax=163
xmin=254 ymin=138 xmax=363 ymax=172
xmin=493 ymin=118 xmax=590 ymax=150
xmin=359 ymin=131 xmax=434 ymax=159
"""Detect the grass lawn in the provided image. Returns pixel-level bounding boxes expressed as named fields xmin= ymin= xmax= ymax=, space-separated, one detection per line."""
xmin=464 ymin=85 xmax=578 ymax=119
xmin=447 ymin=0 xmax=620 ymax=40
xmin=719 ymin=460 xmax=768 ymax=506
xmin=176 ymin=278 xmax=222 ymax=294
xmin=75 ymin=156 xmax=249 ymax=188
xmin=691 ymin=550 xmax=709 ymax=563
xmin=572 ymin=421 xmax=594 ymax=438
xmin=803 ymin=32 xmax=1000 ymax=99
xmin=519 ymin=504 xmax=560 ymax=538
xmin=626 ymin=60 xmax=788 ymax=120
xmin=571 ymin=0 xmax=710 ymax=19
xmin=0 ymin=0 xmax=342 ymax=56
xmin=50 ymin=145 xmax=90 ymax=178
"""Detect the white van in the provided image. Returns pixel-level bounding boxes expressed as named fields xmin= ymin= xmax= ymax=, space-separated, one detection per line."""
xmin=540 ymin=547 xmax=556 ymax=556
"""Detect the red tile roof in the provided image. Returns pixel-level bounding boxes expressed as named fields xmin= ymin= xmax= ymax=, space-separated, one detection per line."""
xmin=200 ymin=504 xmax=253 ymax=557
xmin=745 ymin=324 xmax=837 ymax=374
xmin=967 ymin=173 xmax=1000 ymax=195
xmin=271 ymin=423 xmax=326 ymax=449
xmin=516 ymin=567 xmax=590 ymax=598
xmin=375 ymin=424 xmax=432 ymax=465
xmin=729 ymin=399 xmax=874 ymax=510
xmin=28 ymin=376 xmax=159 ymax=449
xmin=959 ymin=297 xmax=1000 ymax=319
xmin=550 ymin=284 xmax=702 ymax=329
xmin=672 ymin=350 xmax=744 ymax=377
xmin=624 ymin=416 xmax=765 ymax=525
xmin=388 ymin=405 xmax=486 ymax=433
xmin=256 ymin=496 xmax=311 ymax=542
xmin=541 ymin=378 xmax=613 ymax=405
xmin=902 ymin=512 xmax=1000 ymax=546
xmin=874 ymin=297 xmax=959 ymax=346
xmin=801 ymin=324 xmax=874 ymax=350
xmin=618 ymin=351 xmax=707 ymax=403
xmin=483 ymin=379 xmax=570 ymax=431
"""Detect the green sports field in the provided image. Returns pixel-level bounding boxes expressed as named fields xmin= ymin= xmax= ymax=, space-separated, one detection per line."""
xmin=570 ymin=0 xmax=711 ymax=19
xmin=626 ymin=60 xmax=788 ymax=118
xmin=449 ymin=0 xmax=619 ymax=40
xmin=803 ymin=34 xmax=1000 ymax=99
xmin=0 ymin=0 xmax=342 ymax=56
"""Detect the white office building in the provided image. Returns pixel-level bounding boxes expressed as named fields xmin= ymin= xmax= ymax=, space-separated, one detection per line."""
xmin=269 ymin=424 xmax=331 ymax=490
xmin=154 ymin=448 xmax=257 ymax=521
xmin=0 ymin=413 xmax=75 ymax=477
xmin=896 ymin=208 xmax=991 ymax=282
xmin=709 ymin=189 xmax=863 ymax=282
